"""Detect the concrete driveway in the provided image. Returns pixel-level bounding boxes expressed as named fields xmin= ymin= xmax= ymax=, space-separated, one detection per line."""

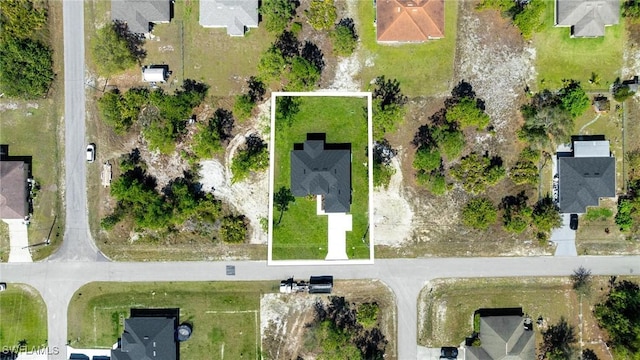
xmin=4 ymin=219 xmax=32 ymax=262
xmin=550 ymin=214 xmax=577 ymax=256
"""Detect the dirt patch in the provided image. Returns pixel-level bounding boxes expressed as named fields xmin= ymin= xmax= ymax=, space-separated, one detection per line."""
xmin=260 ymin=279 xmax=397 ymax=360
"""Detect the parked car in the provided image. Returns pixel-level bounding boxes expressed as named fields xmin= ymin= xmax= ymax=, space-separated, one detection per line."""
xmin=86 ymin=143 xmax=96 ymax=163
xmin=440 ymin=347 xmax=458 ymax=359
xmin=0 ymin=282 xmax=6 ymax=291
xmin=570 ymin=214 xmax=579 ymax=230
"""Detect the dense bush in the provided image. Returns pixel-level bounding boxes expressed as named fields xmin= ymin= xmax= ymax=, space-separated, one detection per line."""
xmin=413 ymin=146 xmax=441 ymax=173
xmin=478 ymin=0 xmax=545 ymax=39
xmin=462 ymin=197 xmax=497 ymax=230
xmin=445 ymin=97 xmax=490 ymax=130
xmin=286 ymin=56 xmax=321 ymax=91
xmin=623 ymin=0 xmax=640 ymax=22
xmin=612 ymin=80 xmax=635 ymax=102
xmin=275 ymin=96 xmax=301 ymax=129
xmin=0 ymin=0 xmax=53 ymax=99
xmin=233 ymin=94 xmax=254 ymax=121
xmin=372 ymin=76 xmax=408 ymax=140
xmin=509 ymin=147 xmax=540 ymax=185
xmin=331 ymin=18 xmax=358 ymax=56
xmin=305 ymin=0 xmax=336 ymax=30
xmin=91 ymin=22 xmax=139 ymax=76
xmin=532 ymin=195 xmax=562 ymax=233
xmin=594 ymin=280 xmax=640 ymax=357
xmin=372 ymin=139 xmax=397 ymax=188
xmin=193 ymin=108 xmax=235 ymax=158
xmin=501 ymin=192 xmax=532 ymax=233
xmin=518 ymin=89 xmax=575 ymax=149
xmin=451 ymin=152 xmax=506 ymax=194
xmin=558 ymin=80 xmax=590 ymax=118
xmin=219 ymin=215 xmax=247 ymax=243
xmin=231 ymin=134 xmax=269 ymax=182
xmin=260 ymin=0 xmax=297 ymax=34
xmin=258 ymin=46 xmax=287 ymax=81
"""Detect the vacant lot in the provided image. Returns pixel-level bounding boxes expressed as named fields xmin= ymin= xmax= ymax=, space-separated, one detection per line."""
xmin=418 ymin=276 xmax=637 ymax=359
xmin=272 ymin=96 xmax=370 ymax=260
xmin=356 ymin=0 xmax=458 ymax=97
xmin=261 ymin=279 xmax=397 ymax=360
xmin=0 ymin=284 xmax=47 ymax=348
xmin=0 ymin=1 xmax=65 ymax=260
xmin=534 ymin=0 xmax=625 ymax=90
xmin=68 ymin=281 xmax=276 ymax=359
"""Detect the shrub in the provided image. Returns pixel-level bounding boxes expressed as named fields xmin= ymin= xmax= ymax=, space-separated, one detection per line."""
xmin=413 ymin=146 xmax=441 ymax=172
xmin=462 ymin=197 xmax=497 ymax=230
xmin=372 ymin=76 xmax=408 ymax=140
xmin=305 ymin=0 xmax=337 ymax=30
xmin=532 ymin=195 xmax=562 ymax=233
xmin=233 ymin=94 xmax=254 ymax=121
xmin=615 ymin=199 xmax=634 ymax=231
xmin=0 ymin=37 xmax=54 ymax=99
xmin=219 ymin=215 xmax=247 ymax=243
xmin=91 ymin=22 xmax=138 ymax=76
xmin=559 ymin=80 xmax=590 ymax=118
xmin=331 ymin=18 xmax=358 ymax=56
xmin=356 ymin=303 xmax=379 ymax=328
xmin=258 ymin=46 xmax=287 ymax=81
xmin=451 ymin=152 xmax=506 ymax=194
xmin=613 ymin=82 xmax=635 ymax=102
xmin=231 ymin=134 xmax=269 ymax=182
xmin=286 ymin=56 xmax=321 ymax=91
xmin=445 ymin=97 xmax=491 ymax=130
xmin=260 ymin=0 xmax=297 ymax=34
xmin=434 ymin=128 xmax=465 ymax=160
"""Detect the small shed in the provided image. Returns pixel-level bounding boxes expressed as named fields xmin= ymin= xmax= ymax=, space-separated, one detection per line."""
xmin=142 ymin=67 xmax=167 ymax=83
xmin=592 ymin=95 xmax=610 ymax=113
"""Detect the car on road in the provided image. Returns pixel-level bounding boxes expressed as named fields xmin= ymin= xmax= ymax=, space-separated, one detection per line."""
xmin=570 ymin=214 xmax=579 ymax=231
xmin=440 ymin=347 xmax=458 ymax=359
xmin=0 ymin=282 xmax=6 ymax=291
xmin=86 ymin=143 xmax=95 ymax=163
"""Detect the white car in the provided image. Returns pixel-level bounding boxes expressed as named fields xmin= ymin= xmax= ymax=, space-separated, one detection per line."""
xmin=86 ymin=143 xmax=96 ymax=163
xmin=0 ymin=282 xmax=6 ymax=291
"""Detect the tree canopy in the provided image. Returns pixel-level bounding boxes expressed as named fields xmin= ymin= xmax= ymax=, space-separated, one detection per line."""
xmin=540 ymin=317 xmax=576 ymax=360
xmin=91 ymin=21 xmax=140 ymax=76
xmin=461 ymin=197 xmax=497 ymax=230
xmin=372 ymin=76 xmax=408 ymax=140
xmin=445 ymin=96 xmax=490 ymax=130
xmin=594 ymin=280 xmax=640 ymax=357
xmin=260 ymin=0 xmax=297 ymax=33
xmin=532 ymin=195 xmax=562 ymax=233
xmin=331 ymin=18 xmax=358 ymax=56
xmin=450 ymin=152 xmax=506 ymax=194
xmin=274 ymin=186 xmax=295 ymax=225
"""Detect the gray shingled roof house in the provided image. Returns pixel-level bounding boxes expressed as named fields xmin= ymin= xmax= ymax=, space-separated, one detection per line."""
xmin=111 ymin=0 xmax=172 ymax=35
xmin=199 ymin=0 xmax=259 ymax=36
xmin=555 ymin=0 xmax=620 ymax=37
xmin=0 ymin=160 xmax=29 ymax=220
xmin=466 ymin=313 xmax=535 ymax=360
xmin=111 ymin=314 xmax=177 ymax=360
xmin=558 ymin=140 xmax=615 ymax=214
xmin=290 ymin=135 xmax=351 ymax=213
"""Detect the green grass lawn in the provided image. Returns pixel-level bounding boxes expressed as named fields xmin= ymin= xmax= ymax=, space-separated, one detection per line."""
xmin=0 ymin=221 xmax=8 ymax=262
xmin=272 ymin=96 xmax=370 ymax=260
xmin=144 ymin=0 xmax=274 ymax=96
xmin=0 ymin=284 xmax=47 ymax=347
xmin=418 ymin=277 xmax=579 ymax=347
xmin=534 ymin=0 xmax=625 ymax=91
xmin=68 ymin=282 xmax=276 ymax=359
xmin=356 ymin=0 xmax=458 ymax=97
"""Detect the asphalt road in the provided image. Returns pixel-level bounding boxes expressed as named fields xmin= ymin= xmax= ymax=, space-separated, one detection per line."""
xmin=49 ymin=0 xmax=107 ymax=263
xmin=2 ymin=257 xmax=640 ymax=359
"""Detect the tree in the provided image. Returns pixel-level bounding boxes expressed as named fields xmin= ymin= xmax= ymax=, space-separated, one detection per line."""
xmin=231 ymin=134 xmax=269 ymax=182
xmin=260 ymin=0 xmax=297 ymax=34
xmin=193 ymin=109 xmax=235 ymax=158
xmin=112 ymin=20 xmax=146 ymax=62
xmin=445 ymin=97 xmax=491 ymax=130
xmin=305 ymin=0 xmax=337 ymax=30
xmin=0 ymin=38 xmax=54 ymax=99
xmin=512 ymin=0 xmax=545 ymax=39
xmin=532 ymin=195 xmax=562 ymax=233
xmin=559 ymin=80 xmax=590 ymax=118
xmin=219 ymin=215 xmax=247 ymax=243
xmin=274 ymin=186 xmax=295 ymax=225
xmin=623 ymin=0 xmax=640 ymax=22
xmin=247 ymin=76 xmax=266 ymax=102
xmin=613 ymin=80 xmax=635 ymax=102
xmin=594 ymin=280 xmax=640 ymax=356
xmin=275 ymin=96 xmax=301 ymax=129
xmin=519 ymin=104 xmax=573 ymax=149
xmin=301 ymin=41 xmax=325 ymax=71
xmin=510 ymin=148 xmax=540 ymax=185
xmin=91 ymin=22 xmax=138 ymax=76
xmin=540 ymin=317 xmax=576 ymax=360
xmin=233 ymin=94 xmax=254 ymax=121
xmin=331 ymin=18 xmax=358 ymax=56
xmin=571 ymin=266 xmax=592 ymax=295
xmin=462 ymin=197 xmax=497 ymax=230
xmin=286 ymin=56 xmax=320 ymax=91
xmin=0 ymin=0 xmax=47 ymax=41
xmin=413 ymin=146 xmax=441 ymax=172
xmin=372 ymin=76 xmax=408 ymax=140
xmin=274 ymin=30 xmax=300 ymax=60
xmin=581 ymin=349 xmax=599 ymax=360
xmin=434 ymin=128 xmax=465 ymax=160
xmin=501 ymin=192 xmax=532 ymax=233
xmin=258 ymin=46 xmax=287 ymax=81
xmin=451 ymin=152 xmax=506 ymax=194
xmin=372 ymin=139 xmax=397 ymax=188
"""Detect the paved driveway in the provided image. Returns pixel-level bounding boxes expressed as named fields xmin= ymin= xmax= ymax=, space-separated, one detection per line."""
xmin=550 ymin=214 xmax=578 ymax=256
xmin=4 ymin=219 xmax=32 ymax=262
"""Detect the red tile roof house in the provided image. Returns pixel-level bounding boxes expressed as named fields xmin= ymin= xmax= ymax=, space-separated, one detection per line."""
xmin=376 ymin=0 xmax=444 ymax=43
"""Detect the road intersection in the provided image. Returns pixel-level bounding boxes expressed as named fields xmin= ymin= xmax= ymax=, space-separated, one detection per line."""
xmin=2 ymin=1 xmax=637 ymax=359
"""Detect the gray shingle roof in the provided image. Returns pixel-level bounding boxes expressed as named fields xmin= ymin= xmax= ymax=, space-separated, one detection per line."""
xmin=111 ymin=0 xmax=171 ymax=34
xmin=290 ymin=139 xmax=351 ymax=213
xmin=111 ymin=317 xmax=176 ymax=360
xmin=0 ymin=161 xmax=28 ymax=219
xmin=558 ymin=156 xmax=615 ymax=214
xmin=199 ymin=0 xmax=259 ymax=36
xmin=466 ymin=315 xmax=535 ymax=360
xmin=556 ymin=0 xmax=619 ymax=37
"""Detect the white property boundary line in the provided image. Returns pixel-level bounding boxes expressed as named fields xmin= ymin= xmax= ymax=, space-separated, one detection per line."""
xmin=268 ymin=91 xmax=374 ymax=266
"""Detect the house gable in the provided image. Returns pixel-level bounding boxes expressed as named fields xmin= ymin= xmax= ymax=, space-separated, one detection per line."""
xmin=199 ymin=0 xmax=259 ymax=36
xmin=555 ymin=0 xmax=619 ymax=37
xmin=111 ymin=0 xmax=171 ymax=35
xmin=0 ymin=161 xmax=29 ymax=220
